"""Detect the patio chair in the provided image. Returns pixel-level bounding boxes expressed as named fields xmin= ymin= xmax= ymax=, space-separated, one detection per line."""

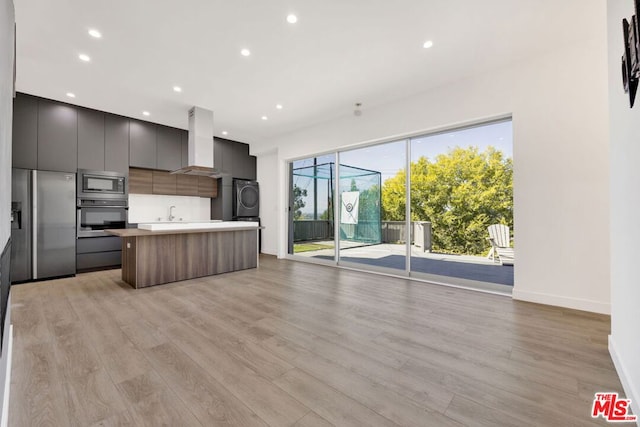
xmin=487 ymin=224 xmax=514 ymax=265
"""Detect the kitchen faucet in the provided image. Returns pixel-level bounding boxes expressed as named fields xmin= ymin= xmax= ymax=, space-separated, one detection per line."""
xmin=169 ymin=205 xmax=176 ymax=221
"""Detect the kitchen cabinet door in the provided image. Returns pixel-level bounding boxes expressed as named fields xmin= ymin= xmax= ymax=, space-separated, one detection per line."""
xmin=129 ymin=120 xmax=157 ymax=169
xmin=105 ymin=114 xmax=130 ymax=175
xmin=181 ymin=131 xmax=188 ymax=168
xmin=213 ymin=139 xmax=223 ymax=171
xmin=176 ymin=174 xmax=199 ymax=196
xmin=219 ymin=140 xmax=233 ymax=174
xmin=77 ymin=108 xmax=105 ymax=171
xmin=232 ymin=142 xmax=249 ymax=179
xmin=37 ymin=98 xmax=78 ymax=172
xmin=156 ymin=126 xmax=182 ymax=171
xmin=129 ymin=168 xmax=153 ymax=194
xmin=247 ymin=155 xmax=257 ymax=180
xmin=12 ymin=94 xmax=38 ymax=170
xmin=197 ymin=176 xmax=218 ymax=198
xmin=153 ymin=171 xmax=177 ymax=195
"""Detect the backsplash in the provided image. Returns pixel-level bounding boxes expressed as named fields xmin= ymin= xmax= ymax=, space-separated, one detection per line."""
xmin=128 ymin=194 xmax=211 ymax=223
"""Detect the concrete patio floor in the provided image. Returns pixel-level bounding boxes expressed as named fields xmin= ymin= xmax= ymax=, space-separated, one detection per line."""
xmin=294 ymin=242 xmax=514 ymax=288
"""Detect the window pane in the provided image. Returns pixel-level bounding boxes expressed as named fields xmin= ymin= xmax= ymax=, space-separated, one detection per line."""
xmin=409 ymin=120 xmax=514 ymax=290
xmin=289 ymin=155 xmax=336 ymax=260
xmin=339 ymin=140 xmax=406 ymax=272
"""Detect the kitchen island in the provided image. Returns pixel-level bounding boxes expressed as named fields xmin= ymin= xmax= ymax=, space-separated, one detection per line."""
xmin=106 ymin=222 xmax=259 ymax=288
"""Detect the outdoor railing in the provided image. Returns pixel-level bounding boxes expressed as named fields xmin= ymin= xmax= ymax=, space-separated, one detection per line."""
xmin=293 ymin=220 xmax=432 ymax=251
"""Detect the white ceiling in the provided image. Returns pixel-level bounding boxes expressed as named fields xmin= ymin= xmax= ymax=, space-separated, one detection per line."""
xmin=14 ymin=0 xmax=594 ymax=148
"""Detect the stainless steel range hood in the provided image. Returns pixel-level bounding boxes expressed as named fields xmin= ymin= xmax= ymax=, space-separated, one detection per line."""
xmin=171 ymin=106 xmax=221 ymax=177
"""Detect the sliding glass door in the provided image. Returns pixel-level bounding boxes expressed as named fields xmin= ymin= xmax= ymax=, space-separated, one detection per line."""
xmin=287 ymin=119 xmax=514 ymax=291
xmin=338 ymin=141 xmax=406 ymax=272
xmin=409 ymin=121 xmax=514 ymax=290
xmin=288 ymin=154 xmax=336 ymax=261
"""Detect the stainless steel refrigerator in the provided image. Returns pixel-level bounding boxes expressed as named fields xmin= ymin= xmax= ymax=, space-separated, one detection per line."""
xmin=10 ymin=169 xmax=76 ymax=282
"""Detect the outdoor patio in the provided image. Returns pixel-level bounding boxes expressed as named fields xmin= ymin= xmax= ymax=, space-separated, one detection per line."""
xmin=294 ymin=242 xmax=514 ymax=287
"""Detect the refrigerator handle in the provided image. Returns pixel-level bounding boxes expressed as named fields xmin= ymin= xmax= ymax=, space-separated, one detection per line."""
xmin=32 ymin=170 xmax=37 ymax=279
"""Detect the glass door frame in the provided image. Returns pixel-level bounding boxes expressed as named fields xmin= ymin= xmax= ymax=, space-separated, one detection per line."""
xmin=285 ymin=116 xmax=514 ymax=293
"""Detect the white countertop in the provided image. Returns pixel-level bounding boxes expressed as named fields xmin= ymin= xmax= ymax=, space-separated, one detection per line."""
xmin=137 ymin=220 xmax=258 ymax=231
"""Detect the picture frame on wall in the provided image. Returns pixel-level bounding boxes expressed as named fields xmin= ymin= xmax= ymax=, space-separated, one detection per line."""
xmin=621 ymin=0 xmax=640 ymax=107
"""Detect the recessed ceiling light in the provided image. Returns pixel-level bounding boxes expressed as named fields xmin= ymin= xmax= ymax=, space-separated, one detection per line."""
xmin=276 ymin=104 xmax=283 ymax=110
xmin=142 ymin=111 xmax=150 ymax=116
xmin=173 ymin=86 xmax=182 ymax=93
xmin=240 ymin=48 xmax=251 ymax=57
xmin=88 ymin=29 xmax=102 ymax=39
xmin=286 ymin=14 xmax=298 ymax=24
xmin=66 ymin=92 xmax=76 ymax=98
xmin=222 ymin=131 xmax=228 ymax=136
xmin=78 ymin=53 xmax=91 ymax=62
xmin=261 ymin=116 xmax=268 ymax=121
xmin=423 ymin=40 xmax=434 ymax=49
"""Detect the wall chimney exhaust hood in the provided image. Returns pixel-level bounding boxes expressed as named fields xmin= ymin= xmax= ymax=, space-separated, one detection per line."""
xmin=171 ymin=106 xmax=221 ymax=177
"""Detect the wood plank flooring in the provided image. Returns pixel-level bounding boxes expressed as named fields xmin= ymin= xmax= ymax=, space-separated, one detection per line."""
xmin=9 ymin=256 xmax=624 ymax=426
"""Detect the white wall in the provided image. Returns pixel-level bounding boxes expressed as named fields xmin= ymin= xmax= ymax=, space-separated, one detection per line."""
xmin=256 ymin=149 xmax=278 ymax=255
xmin=128 ymin=194 xmax=210 ymax=223
xmin=257 ymin=2 xmax=611 ymax=314
xmin=608 ymin=0 xmax=640 ymax=421
xmin=0 ymin=0 xmax=14 ymax=423
xmin=0 ymin=0 xmax=13 ymax=248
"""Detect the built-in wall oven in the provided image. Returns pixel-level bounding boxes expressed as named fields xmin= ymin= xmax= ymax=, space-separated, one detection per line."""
xmin=76 ymin=170 xmax=128 ymax=272
xmin=77 ymin=169 xmax=128 ymax=238
xmin=77 ymin=199 xmax=128 ymax=237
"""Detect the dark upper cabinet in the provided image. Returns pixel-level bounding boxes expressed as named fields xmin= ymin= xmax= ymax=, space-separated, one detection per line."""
xmin=37 ymin=99 xmax=78 ymax=172
xmin=77 ymin=108 xmax=105 ymax=171
xmin=12 ymin=94 xmax=38 ymax=170
xmin=129 ymin=120 xmax=157 ymax=169
xmin=181 ymin=131 xmax=188 ymax=168
xmin=231 ymin=142 xmax=245 ymax=178
xmin=247 ymin=156 xmax=257 ymax=180
xmin=105 ymin=115 xmax=129 ymax=175
xmin=212 ymin=139 xmax=254 ymax=179
xmin=219 ymin=140 xmax=233 ymax=174
xmin=213 ymin=138 xmax=223 ymax=171
xmin=156 ymin=126 xmax=182 ymax=171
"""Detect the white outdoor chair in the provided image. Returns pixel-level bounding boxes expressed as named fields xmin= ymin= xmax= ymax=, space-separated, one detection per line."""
xmin=487 ymin=224 xmax=514 ymax=265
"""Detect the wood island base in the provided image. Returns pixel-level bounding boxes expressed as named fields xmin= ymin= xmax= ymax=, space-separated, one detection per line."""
xmin=107 ymin=227 xmax=258 ymax=288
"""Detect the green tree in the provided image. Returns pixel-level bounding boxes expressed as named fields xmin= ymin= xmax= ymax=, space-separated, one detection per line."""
xmin=382 ymin=146 xmax=513 ymax=255
xmin=292 ymin=184 xmax=308 ymax=220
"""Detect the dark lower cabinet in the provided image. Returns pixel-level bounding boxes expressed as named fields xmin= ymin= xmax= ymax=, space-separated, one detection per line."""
xmin=76 ymin=236 xmax=122 ymax=272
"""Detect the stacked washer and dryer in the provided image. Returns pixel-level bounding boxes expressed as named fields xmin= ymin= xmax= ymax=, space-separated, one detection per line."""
xmin=233 ymin=179 xmax=260 ymax=251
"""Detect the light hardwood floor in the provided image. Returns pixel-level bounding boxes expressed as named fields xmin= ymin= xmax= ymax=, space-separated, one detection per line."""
xmin=9 ymin=256 xmax=624 ymax=426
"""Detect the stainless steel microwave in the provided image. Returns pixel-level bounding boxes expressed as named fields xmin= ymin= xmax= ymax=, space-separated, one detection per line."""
xmin=77 ymin=169 xmax=127 ymax=200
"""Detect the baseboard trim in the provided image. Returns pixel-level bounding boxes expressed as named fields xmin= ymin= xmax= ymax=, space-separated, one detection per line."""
xmin=1 ymin=324 xmax=13 ymax=427
xmin=512 ymin=289 xmax=610 ymax=314
xmin=609 ymin=335 xmax=640 ymax=426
